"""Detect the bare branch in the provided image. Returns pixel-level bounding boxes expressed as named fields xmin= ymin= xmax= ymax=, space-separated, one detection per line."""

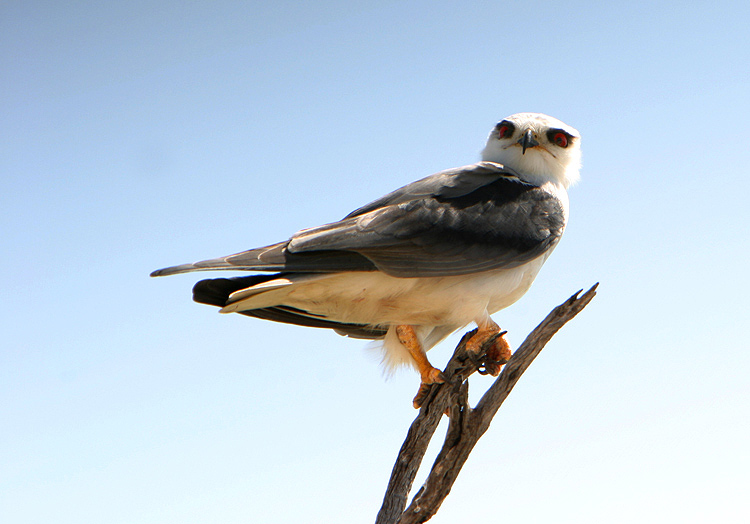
xmin=376 ymin=284 xmax=598 ymax=524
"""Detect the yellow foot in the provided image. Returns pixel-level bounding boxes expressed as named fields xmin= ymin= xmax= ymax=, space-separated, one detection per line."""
xmin=483 ymin=331 xmax=512 ymax=376
xmin=466 ymin=322 xmax=512 ymax=376
xmin=413 ymin=383 xmax=431 ymax=408
xmin=466 ymin=325 xmax=499 ymax=353
xmin=412 ymin=367 xmax=446 ymax=408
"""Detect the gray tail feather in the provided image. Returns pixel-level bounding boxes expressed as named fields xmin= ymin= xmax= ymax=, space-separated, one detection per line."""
xmin=150 ymin=257 xmax=239 ymax=277
xmin=150 ymin=263 xmax=200 ymax=277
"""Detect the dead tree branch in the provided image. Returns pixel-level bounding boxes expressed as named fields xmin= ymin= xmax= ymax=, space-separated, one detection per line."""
xmin=376 ymin=284 xmax=598 ymax=524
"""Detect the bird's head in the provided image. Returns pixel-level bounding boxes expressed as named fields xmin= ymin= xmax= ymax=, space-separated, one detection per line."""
xmin=481 ymin=112 xmax=581 ymax=188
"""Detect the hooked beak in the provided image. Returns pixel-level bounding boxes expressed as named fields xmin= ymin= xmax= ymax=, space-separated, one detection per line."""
xmin=518 ymin=129 xmax=539 ymax=154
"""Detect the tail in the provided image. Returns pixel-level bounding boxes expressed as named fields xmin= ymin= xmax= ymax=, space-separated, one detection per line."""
xmin=149 ymin=242 xmax=289 ymax=277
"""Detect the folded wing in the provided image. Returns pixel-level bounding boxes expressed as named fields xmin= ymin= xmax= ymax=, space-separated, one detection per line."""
xmin=150 ymin=162 xmax=565 ymax=279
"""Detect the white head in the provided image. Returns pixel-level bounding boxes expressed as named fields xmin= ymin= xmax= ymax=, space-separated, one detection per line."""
xmin=481 ymin=112 xmax=581 ymax=188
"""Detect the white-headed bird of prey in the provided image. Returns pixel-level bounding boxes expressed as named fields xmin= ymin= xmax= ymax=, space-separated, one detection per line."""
xmin=152 ymin=113 xmax=581 ymax=407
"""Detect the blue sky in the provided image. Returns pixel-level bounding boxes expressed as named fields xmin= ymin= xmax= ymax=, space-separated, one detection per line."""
xmin=2 ymin=1 xmax=749 ymax=523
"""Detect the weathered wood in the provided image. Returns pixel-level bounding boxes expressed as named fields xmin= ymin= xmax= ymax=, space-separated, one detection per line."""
xmin=374 ymin=330 xmax=479 ymax=524
xmin=376 ymin=284 xmax=598 ymax=524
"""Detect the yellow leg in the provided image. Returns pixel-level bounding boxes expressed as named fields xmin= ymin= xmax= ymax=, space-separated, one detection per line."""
xmin=396 ymin=325 xmax=445 ymax=407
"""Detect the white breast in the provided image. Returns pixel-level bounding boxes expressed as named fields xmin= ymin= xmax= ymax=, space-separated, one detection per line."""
xmin=222 ymin=255 xmax=547 ymax=332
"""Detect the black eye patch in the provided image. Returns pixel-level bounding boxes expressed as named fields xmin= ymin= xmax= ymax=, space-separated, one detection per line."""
xmin=546 ymin=128 xmax=573 ymax=148
xmin=495 ymin=120 xmax=515 ymax=139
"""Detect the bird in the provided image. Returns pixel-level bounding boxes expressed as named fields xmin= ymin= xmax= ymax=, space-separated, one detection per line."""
xmin=151 ymin=112 xmax=581 ymax=407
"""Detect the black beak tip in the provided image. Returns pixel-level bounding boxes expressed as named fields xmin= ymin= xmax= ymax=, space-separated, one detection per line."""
xmin=519 ymin=129 xmax=538 ymax=154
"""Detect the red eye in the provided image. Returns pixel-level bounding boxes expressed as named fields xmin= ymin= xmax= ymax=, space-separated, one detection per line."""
xmin=553 ymin=132 xmax=568 ymax=148
xmin=498 ymin=125 xmax=512 ymax=139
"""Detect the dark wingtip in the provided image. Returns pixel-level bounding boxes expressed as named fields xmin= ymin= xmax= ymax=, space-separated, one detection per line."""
xmin=192 ymin=278 xmax=231 ymax=306
xmin=192 ymin=274 xmax=282 ymax=307
xmin=149 ymin=263 xmax=198 ymax=278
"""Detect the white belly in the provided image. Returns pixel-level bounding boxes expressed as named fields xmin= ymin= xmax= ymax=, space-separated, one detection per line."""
xmin=220 ymin=256 xmax=548 ymax=373
xmin=222 ymin=256 xmax=547 ymax=329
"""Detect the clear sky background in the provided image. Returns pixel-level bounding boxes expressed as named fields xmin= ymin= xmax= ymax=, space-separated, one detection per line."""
xmin=2 ymin=1 xmax=749 ymax=523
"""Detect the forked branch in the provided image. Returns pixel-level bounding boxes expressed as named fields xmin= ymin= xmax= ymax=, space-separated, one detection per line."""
xmin=376 ymin=284 xmax=598 ymax=524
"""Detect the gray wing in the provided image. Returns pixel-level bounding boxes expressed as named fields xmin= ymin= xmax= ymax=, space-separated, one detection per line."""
xmin=151 ymin=162 xmax=565 ymax=278
xmin=150 ymin=241 xmax=376 ymax=276
xmin=342 ymin=162 xmax=524 ymax=217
